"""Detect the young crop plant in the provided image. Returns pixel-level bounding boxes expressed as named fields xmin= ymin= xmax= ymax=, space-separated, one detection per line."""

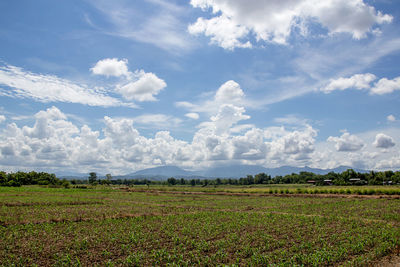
xmin=0 ymin=186 xmax=399 ymax=266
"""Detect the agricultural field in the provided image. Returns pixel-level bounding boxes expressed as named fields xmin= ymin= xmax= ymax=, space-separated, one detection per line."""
xmin=0 ymin=185 xmax=399 ymax=266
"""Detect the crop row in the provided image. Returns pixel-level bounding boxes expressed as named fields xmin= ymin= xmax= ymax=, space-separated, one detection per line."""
xmin=0 ymin=186 xmax=398 ymax=266
xmin=1 ymin=211 xmax=398 ymax=266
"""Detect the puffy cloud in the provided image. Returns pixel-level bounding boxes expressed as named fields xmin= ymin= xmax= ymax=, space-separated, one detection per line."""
xmin=214 ymin=80 xmax=245 ymax=104
xmin=89 ymin=58 xmax=167 ymax=102
xmin=322 ymin=73 xmax=376 ymax=93
xmin=321 ymin=74 xmax=400 ymax=95
xmin=188 ymin=15 xmax=251 ymax=50
xmin=327 ymin=132 xmax=364 ymax=152
xmin=185 ymin=113 xmax=199 ymax=120
xmin=189 ymin=0 xmax=392 ymax=49
xmin=265 ymin=125 xmax=317 ymax=162
xmin=176 ymin=80 xmax=247 ymax=115
xmin=373 ymin=133 xmax=395 ymax=149
xmin=91 ymin=58 xmax=130 ymax=77
xmin=375 ymin=156 xmax=400 ymax=169
xmin=387 ymin=115 xmax=396 ymax=122
xmin=0 ymin=104 xmax=323 ymax=173
xmin=0 ymin=63 xmax=130 ymax=107
xmin=232 ymin=128 xmax=266 ymax=160
xmin=0 ymin=115 xmax=5 ymax=124
xmin=281 ymin=126 xmax=316 ymax=155
xmin=103 ymin=116 xmax=140 ymax=147
xmin=208 ymin=104 xmax=250 ymax=135
xmin=116 ymin=70 xmax=166 ymax=102
xmin=0 ymin=60 xmax=166 ymax=107
xmin=370 ymin=77 xmax=400 ymax=95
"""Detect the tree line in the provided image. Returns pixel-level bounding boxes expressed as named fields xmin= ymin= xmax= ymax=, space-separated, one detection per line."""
xmin=73 ymin=169 xmax=400 ymax=186
xmin=1 ymin=169 xmax=399 ymax=187
xmin=0 ymin=171 xmax=69 ymax=187
xmin=162 ymin=169 xmax=399 ymax=186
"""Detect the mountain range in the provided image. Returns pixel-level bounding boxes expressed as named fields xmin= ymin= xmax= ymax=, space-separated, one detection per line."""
xmin=110 ymin=165 xmax=368 ymax=180
xmin=59 ymin=165 xmax=368 ymax=180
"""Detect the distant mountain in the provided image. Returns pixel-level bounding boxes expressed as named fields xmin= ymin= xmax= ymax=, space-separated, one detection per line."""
xmin=198 ymin=165 xmax=269 ymax=178
xmin=131 ymin=166 xmax=195 ymax=176
xmin=58 ymin=165 xmax=369 ymax=180
xmin=121 ymin=165 xmax=369 ymax=180
xmin=119 ymin=166 xmax=201 ymax=180
xmin=57 ymin=171 xmax=89 ymax=179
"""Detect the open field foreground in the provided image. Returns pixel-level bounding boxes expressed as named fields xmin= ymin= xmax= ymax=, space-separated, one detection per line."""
xmin=0 ymin=186 xmax=399 ymax=266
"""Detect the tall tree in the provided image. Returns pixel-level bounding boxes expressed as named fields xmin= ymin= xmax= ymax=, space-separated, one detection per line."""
xmin=89 ymin=172 xmax=97 ymax=185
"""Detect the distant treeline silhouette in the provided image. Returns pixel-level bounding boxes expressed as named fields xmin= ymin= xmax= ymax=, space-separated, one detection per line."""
xmin=1 ymin=169 xmax=399 ymax=187
xmin=0 ymin=171 xmax=69 ymax=187
xmin=71 ymin=169 xmax=400 ymax=186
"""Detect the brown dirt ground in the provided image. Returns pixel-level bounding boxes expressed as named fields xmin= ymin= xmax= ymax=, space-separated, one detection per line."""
xmin=371 ymin=253 xmax=400 ymax=267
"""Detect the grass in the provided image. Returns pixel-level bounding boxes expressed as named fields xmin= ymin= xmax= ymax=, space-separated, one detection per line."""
xmin=128 ymin=184 xmax=400 ymax=195
xmin=0 ymin=185 xmax=399 ymax=266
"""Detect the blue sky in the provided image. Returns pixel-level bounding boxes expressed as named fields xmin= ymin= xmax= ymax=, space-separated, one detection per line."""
xmin=0 ymin=0 xmax=399 ymax=175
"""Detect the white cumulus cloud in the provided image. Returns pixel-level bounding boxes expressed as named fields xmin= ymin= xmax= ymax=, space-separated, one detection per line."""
xmin=214 ymin=80 xmax=245 ymax=104
xmin=321 ymin=74 xmax=400 ymax=95
xmin=188 ymin=15 xmax=251 ymax=50
xmin=189 ymin=0 xmax=392 ymax=49
xmin=116 ymin=70 xmax=166 ymax=102
xmin=0 ymin=115 xmax=5 ymax=124
xmin=176 ymin=80 xmax=247 ymax=115
xmin=91 ymin=58 xmax=130 ymax=77
xmin=0 ymin=104 xmax=325 ymax=173
xmin=373 ymin=133 xmax=395 ymax=149
xmin=387 ymin=115 xmax=396 ymax=122
xmin=327 ymin=132 xmax=365 ymax=152
xmin=322 ymin=73 xmax=376 ymax=93
xmin=370 ymin=77 xmax=400 ymax=95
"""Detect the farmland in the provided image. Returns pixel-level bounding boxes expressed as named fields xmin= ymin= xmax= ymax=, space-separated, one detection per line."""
xmin=0 ymin=185 xmax=399 ymax=266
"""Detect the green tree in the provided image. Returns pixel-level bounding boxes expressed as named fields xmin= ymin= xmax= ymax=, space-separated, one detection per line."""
xmin=101 ymin=173 xmax=112 ymax=185
xmin=0 ymin=171 xmax=7 ymax=186
xmin=167 ymin=177 xmax=176 ymax=185
xmin=88 ymin=172 xmax=97 ymax=185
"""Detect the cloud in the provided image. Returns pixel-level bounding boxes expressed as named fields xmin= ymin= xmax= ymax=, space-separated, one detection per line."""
xmin=131 ymin=114 xmax=182 ymax=129
xmin=176 ymin=80 xmax=248 ymax=115
xmin=2 ymin=105 xmax=399 ymax=173
xmin=88 ymin=58 xmax=167 ymax=102
xmin=0 ymin=63 xmax=131 ymax=107
xmin=91 ymin=58 xmax=130 ymax=77
xmin=265 ymin=125 xmax=317 ymax=162
xmin=188 ymin=15 xmax=251 ymax=50
xmin=116 ymin=70 xmax=166 ymax=102
xmin=214 ymin=80 xmax=245 ymax=104
xmin=321 ymin=74 xmax=400 ymax=95
xmin=86 ymin=0 xmax=193 ymax=53
xmin=0 ymin=115 xmax=5 ymax=124
xmin=370 ymin=76 xmax=400 ymax=95
xmin=321 ymin=73 xmax=376 ymax=93
xmin=274 ymin=115 xmax=309 ymax=126
xmin=189 ymin=0 xmax=392 ymax=49
xmin=0 ymin=104 xmax=323 ymax=173
xmin=185 ymin=113 xmax=199 ymax=120
xmin=327 ymin=132 xmax=364 ymax=152
xmin=375 ymin=156 xmax=400 ymax=169
xmin=387 ymin=115 xmax=396 ymax=122
xmin=373 ymin=133 xmax=395 ymax=149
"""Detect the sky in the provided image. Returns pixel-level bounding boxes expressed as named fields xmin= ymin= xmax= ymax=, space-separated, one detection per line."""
xmin=0 ymin=0 xmax=400 ymax=175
